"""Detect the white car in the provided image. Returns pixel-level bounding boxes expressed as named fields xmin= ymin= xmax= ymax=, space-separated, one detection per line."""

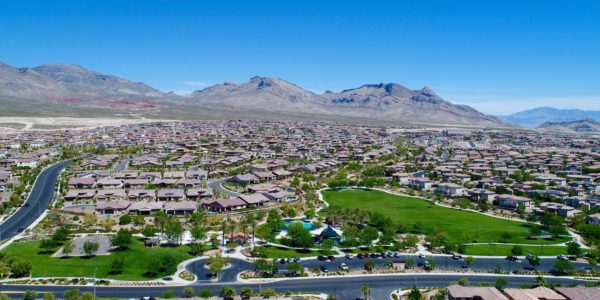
xmin=418 ymin=253 xmax=426 ymax=259
xmin=345 ymin=253 xmax=354 ymax=259
xmin=339 ymin=262 xmax=349 ymax=271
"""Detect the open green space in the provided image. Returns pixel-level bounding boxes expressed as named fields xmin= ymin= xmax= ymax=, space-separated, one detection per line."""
xmin=321 ymin=189 xmax=570 ymax=247
xmin=1 ymin=238 xmax=193 ymax=280
xmin=462 ymin=244 xmax=568 ymax=256
xmin=254 ymin=246 xmax=335 ymax=258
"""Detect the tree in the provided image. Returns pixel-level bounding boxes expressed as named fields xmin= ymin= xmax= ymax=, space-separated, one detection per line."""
xmin=566 ymin=242 xmax=581 ymax=257
xmin=361 ymin=283 xmax=372 ymax=300
xmin=553 ymin=259 xmax=574 ymax=274
xmin=220 ymin=286 xmax=237 ymax=300
xmin=266 ymin=209 xmax=285 ymax=231
xmin=239 ymin=287 xmax=254 ymax=299
xmin=10 ymin=258 xmax=31 ymax=277
xmin=528 ymin=255 xmax=541 ymax=269
xmin=161 ymin=290 xmax=175 ymax=299
xmin=191 ymin=226 xmax=208 ymax=243
xmin=287 ymin=262 xmax=303 ymax=275
xmin=529 ymin=225 xmax=542 ymax=238
xmin=361 ymin=226 xmax=379 ymax=245
xmin=208 ymin=254 xmax=230 ymax=279
xmin=141 ymin=226 xmax=157 ymax=238
xmin=286 ymin=222 xmax=314 ymax=249
xmin=118 ymin=214 xmax=131 ymax=225
xmin=154 ymin=211 xmax=168 ymax=234
xmin=22 ymin=291 xmax=37 ymax=300
xmin=51 ymin=226 xmax=70 ymax=242
xmin=406 ymin=285 xmax=422 ymax=300
xmin=165 ymin=217 xmax=184 ymax=244
xmin=458 ymin=277 xmax=470 ymax=286
xmin=405 ymin=258 xmax=415 ymax=269
xmin=63 ymin=290 xmax=81 ymax=300
xmin=42 ymin=292 xmax=57 ymax=300
xmin=259 ymin=288 xmax=276 ymax=298
xmin=495 ymin=277 xmax=508 ymax=291
xmin=110 ymin=257 xmax=125 ymax=274
xmin=111 ymin=229 xmax=133 ymax=250
xmin=500 ymin=231 xmax=512 ymax=243
xmin=466 ymin=256 xmax=475 ymax=268
xmin=426 ymin=258 xmax=437 ymax=270
xmin=39 ymin=239 xmax=57 ymax=252
xmin=183 ymin=287 xmax=195 ymax=298
xmin=83 ymin=241 xmax=99 ymax=257
xmin=199 ymin=289 xmax=213 ymax=298
xmin=511 ymin=245 xmax=523 ymax=256
xmin=61 ymin=240 xmax=74 ymax=256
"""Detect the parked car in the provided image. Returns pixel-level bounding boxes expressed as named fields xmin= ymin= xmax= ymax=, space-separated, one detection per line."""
xmin=345 ymin=253 xmax=354 ymax=259
xmin=293 ymin=257 xmax=301 ymax=262
xmin=317 ymin=255 xmax=326 ymax=261
xmin=327 ymin=255 xmax=336 ymax=261
xmin=452 ymin=254 xmax=463 ymax=260
xmin=320 ymin=266 xmax=329 ymax=273
xmin=339 ymin=263 xmax=349 ymax=271
xmin=506 ymin=256 xmax=519 ymax=261
xmin=557 ymin=254 xmax=569 ymax=261
xmin=418 ymin=253 xmax=426 ymax=259
xmin=279 ymin=258 xmax=286 ymax=264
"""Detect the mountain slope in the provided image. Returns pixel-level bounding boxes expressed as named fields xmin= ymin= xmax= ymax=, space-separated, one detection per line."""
xmin=537 ymin=119 xmax=600 ymax=133
xmin=500 ymin=107 xmax=600 ymax=128
xmin=0 ymin=61 xmax=166 ymax=101
xmin=320 ymin=83 xmax=501 ymax=125
xmin=33 ymin=64 xmax=166 ymax=99
xmin=189 ymin=79 xmax=504 ymax=126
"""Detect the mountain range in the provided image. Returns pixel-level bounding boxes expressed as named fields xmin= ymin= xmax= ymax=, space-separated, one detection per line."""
xmin=499 ymin=107 xmax=600 ymax=128
xmin=0 ymin=61 xmax=504 ymax=126
xmin=537 ymin=119 xmax=600 ymax=133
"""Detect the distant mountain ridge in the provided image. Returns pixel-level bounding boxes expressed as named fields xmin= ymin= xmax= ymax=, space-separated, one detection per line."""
xmin=537 ymin=118 xmax=600 ymax=133
xmin=189 ymin=77 xmax=503 ymax=126
xmin=500 ymin=107 xmax=600 ymax=128
xmin=0 ymin=60 xmax=505 ymax=126
xmin=0 ymin=61 xmax=166 ymax=101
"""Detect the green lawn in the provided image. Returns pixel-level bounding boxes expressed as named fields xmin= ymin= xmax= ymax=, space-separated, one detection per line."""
xmin=462 ymin=244 xmax=568 ymax=256
xmin=321 ymin=189 xmax=569 ymax=246
xmin=254 ymin=246 xmax=335 ymax=258
xmin=2 ymin=238 xmax=193 ymax=280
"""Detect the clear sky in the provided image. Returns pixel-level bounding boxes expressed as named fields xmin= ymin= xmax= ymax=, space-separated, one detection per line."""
xmin=1 ymin=0 xmax=599 ymax=115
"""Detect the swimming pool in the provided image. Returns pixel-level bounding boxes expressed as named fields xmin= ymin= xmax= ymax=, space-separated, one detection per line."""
xmin=283 ymin=218 xmax=321 ymax=231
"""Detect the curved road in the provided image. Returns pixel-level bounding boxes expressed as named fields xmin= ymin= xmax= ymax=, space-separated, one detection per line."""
xmin=0 ymin=161 xmax=68 ymax=241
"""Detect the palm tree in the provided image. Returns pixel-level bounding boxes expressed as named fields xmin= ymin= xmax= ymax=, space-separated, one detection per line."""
xmin=361 ymin=283 xmax=372 ymax=300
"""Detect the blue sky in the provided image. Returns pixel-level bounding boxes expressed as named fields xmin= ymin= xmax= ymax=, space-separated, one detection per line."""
xmin=1 ymin=0 xmax=600 ymax=115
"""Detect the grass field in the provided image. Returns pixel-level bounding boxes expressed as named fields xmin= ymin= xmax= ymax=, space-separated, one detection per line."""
xmin=321 ymin=189 xmax=570 ymax=247
xmin=2 ymin=238 xmax=193 ymax=280
xmin=462 ymin=244 xmax=568 ymax=256
xmin=254 ymin=246 xmax=335 ymax=258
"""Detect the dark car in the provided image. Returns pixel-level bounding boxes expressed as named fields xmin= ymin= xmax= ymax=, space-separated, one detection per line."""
xmin=279 ymin=258 xmax=286 ymax=264
xmin=23 ymin=203 xmax=30 ymax=208
xmin=357 ymin=253 xmax=364 ymax=259
xmin=317 ymin=255 xmax=326 ymax=261
xmin=293 ymin=257 xmax=301 ymax=262
xmin=327 ymin=255 xmax=335 ymax=261
xmin=17 ymin=227 xmax=25 ymax=233
xmin=452 ymin=254 xmax=463 ymax=260
xmin=320 ymin=266 xmax=329 ymax=272
xmin=506 ymin=255 xmax=519 ymax=261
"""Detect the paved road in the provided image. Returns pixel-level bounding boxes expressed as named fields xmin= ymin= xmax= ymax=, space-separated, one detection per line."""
xmin=0 ymin=161 xmax=68 ymax=241
xmin=208 ymin=179 xmax=240 ymax=197
xmin=0 ymin=274 xmax=586 ymax=299
xmin=114 ymin=157 xmax=130 ymax=171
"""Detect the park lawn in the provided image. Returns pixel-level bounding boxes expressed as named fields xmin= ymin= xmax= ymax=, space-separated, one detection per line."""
xmin=321 ymin=189 xmax=570 ymax=246
xmin=463 ymin=244 xmax=568 ymax=256
xmin=254 ymin=246 xmax=335 ymax=258
xmin=2 ymin=238 xmax=193 ymax=280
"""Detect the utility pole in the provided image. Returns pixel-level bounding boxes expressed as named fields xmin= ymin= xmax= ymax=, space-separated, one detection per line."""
xmin=93 ymin=267 xmax=97 ymax=300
